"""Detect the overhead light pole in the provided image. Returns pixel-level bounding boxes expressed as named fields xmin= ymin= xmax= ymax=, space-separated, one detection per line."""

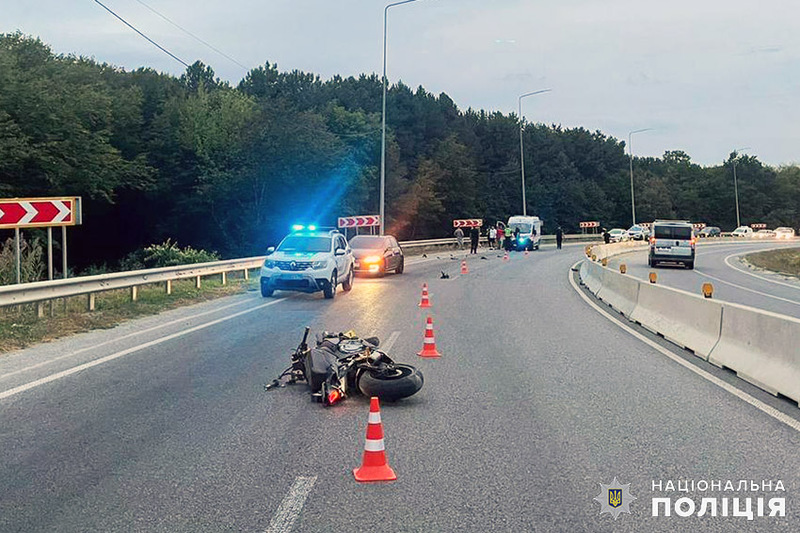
xmin=628 ymin=128 xmax=653 ymax=226
xmin=518 ymin=89 xmax=551 ymax=216
xmin=380 ymin=0 xmax=422 ymax=235
xmin=731 ymin=146 xmax=750 ymax=229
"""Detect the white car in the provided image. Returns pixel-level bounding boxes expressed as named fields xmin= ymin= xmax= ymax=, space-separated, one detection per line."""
xmin=775 ymin=227 xmax=796 ymax=239
xmin=260 ymin=227 xmax=354 ymax=299
xmin=754 ymin=229 xmax=776 ymax=239
xmin=626 ymin=224 xmax=650 ymax=240
xmin=731 ymin=226 xmax=754 ymax=238
xmin=608 ymin=228 xmax=629 ymax=243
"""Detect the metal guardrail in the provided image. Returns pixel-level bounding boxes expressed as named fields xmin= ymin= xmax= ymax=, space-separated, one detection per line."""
xmin=0 ymin=234 xmax=603 ymax=311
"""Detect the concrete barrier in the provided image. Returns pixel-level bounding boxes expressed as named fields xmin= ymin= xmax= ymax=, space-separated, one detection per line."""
xmin=595 ymin=268 xmax=640 ymax=317
xmin=709 ymin=304 xmax=800 ymax=403
xmin=581 ymin=259 xmax=604 ymax=296
xmin=628 ymin=282 xmax=723 ymax=360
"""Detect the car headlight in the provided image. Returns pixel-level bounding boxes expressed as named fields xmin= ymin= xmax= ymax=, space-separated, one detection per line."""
xmin=264 ymin=259 xmax=275 ymax=268
xmin=312 ymin=260 xmax=328 ymax=269
xmin=362 ymin=255 xmax=382 ymax=264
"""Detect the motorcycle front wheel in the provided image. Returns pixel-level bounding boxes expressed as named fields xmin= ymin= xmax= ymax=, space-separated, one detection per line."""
xmin=358 ymin=364 xmax=423 ymax=401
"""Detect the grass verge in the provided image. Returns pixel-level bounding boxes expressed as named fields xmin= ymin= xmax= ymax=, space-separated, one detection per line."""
xmin=0 ymin=272 xmax=258 ymax=354
xmin=744 ymin=247 xmax=800 ymax=277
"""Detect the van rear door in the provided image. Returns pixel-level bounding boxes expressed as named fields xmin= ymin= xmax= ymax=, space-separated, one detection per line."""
xmin=653 ymin=225 xmax=693 ymax=257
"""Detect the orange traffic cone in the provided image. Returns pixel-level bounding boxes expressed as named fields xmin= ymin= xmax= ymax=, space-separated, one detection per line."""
xmin=524 ymin=249 xmax=529 ymax=257
xmin=353 ymin=397 xmax=397 ymax=482
xmin=418 ymin=283 xmax=432 ymax=308
xmin=461 ymin=260 xmax=469 ymax=274
xmin=417 ymin=316 xmax=442 ymax=358
xmin=503 ymin=251 xmax=510 ymax=262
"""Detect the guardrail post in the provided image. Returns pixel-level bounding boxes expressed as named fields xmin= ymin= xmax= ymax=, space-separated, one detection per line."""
xmin=87 ymin=293 xmax=96 ymax=311
xmin=221 ymin=272 xmax=227 ymax=285
xmin=37 ymin=302 xmax=45 ymax=318
xmin=195 ymin=276 xmax=201 ymax=289
xmin=131 ymin=286 xmax=138 ymax=302
xmin=166 ymin=280 xmax=172 ymax=295
xmin=243 ymin=268 xmax=249 ymax=280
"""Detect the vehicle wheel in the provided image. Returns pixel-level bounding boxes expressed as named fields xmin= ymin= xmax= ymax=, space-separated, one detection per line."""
xmin=260 ymin=283 xmax=274 ymax=298
xmin=686 ymin=261 xmax=694 ymax=270
xmin=395 ymin=258 xmax=404 ymax=274
xmin=342 ymin=267 xmax=354 ymax=291
xmin=323 ymin=271 xmax=337 ymax=299
xmin=358 ymin=364 xmax=423 ymax=401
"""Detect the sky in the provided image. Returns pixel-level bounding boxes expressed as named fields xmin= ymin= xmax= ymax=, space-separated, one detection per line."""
xmin=3 ymin=0 xmax=799 ymax=166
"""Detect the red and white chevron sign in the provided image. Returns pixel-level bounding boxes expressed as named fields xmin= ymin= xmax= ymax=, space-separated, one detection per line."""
xmin=692 ymin=223 xmax=707 ymax=230
xmin=338 ymin=215 xmax=381 ymax=228
xmin=750 ymin=223 xmax=767 ymax=229
xmin=0 ymin=197 xmax=82 ymax=229
xmin=579 ymin=221 xmax=600 ymax=228
xmin=453 ymin=219 xmax=483 ymax=228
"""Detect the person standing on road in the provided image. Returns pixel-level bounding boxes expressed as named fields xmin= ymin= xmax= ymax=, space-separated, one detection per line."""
xmin=556 ymin=226 xmax=563 ymax=250
xmin=488 ymin=227 xmax=496 ymax=249
xmin=504 ymin=226 xmax=513 ymax=251
xmin=454 ymin=227 xmax=464 ymax=249
xmin=469 ymin=226 xmax=480 ymax=254
xmin=602 ymin=228 xmax=610 ymax=244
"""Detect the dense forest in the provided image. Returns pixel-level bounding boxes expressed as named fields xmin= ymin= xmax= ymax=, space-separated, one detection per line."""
xmin=1 ymin=33 xmax=799 ymax=269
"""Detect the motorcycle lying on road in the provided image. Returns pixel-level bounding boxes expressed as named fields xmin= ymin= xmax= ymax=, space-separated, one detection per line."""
xmin=265 ymin=327 xmax=424 ymax=406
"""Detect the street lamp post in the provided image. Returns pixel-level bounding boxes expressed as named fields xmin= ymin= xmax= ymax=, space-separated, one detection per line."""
xmin=518 ymin=89 xmax=551 ymax=216
xmin=731 ymin=147 xmax=750 ymax=229
xmin=628 ymin=128 xmax=653 ymax=226
xmin=380 ymin=0 xmax=421 ymax=235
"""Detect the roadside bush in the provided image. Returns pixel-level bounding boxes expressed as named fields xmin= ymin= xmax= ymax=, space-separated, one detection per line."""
xmin=0 ymin=235 xmax=45 ymax=285
xmin=119 ymin=239 xmax=220 ymax=270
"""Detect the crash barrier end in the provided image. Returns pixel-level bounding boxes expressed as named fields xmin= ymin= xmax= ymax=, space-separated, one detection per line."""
xmin=353 ymin=397 xmax=397 ymax=482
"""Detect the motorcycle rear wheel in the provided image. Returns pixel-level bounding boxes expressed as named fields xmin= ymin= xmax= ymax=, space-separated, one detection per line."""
xmin=358 ymin=364 xmax=423 ymax=401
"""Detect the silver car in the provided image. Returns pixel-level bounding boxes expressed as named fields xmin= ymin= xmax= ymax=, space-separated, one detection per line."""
xmin=648 ymin=221 xmax=695 ymax=269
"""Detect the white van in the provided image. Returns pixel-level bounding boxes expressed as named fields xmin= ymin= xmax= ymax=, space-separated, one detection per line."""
xmin=507 ymin=215 xmax=543 ymax=251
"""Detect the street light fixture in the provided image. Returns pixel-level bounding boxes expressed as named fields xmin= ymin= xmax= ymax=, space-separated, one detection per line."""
xmin=380 ymin=0 xmax=423 ymax=235
xmin=518 ymin=89 xmax=551 ymax=216
xmin=628 ymin=128 xmax=654 ymax=226
xmin=731 ymin=147 xmax=750 ymax=229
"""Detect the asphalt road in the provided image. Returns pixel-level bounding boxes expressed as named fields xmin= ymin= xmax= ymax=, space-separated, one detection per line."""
xmin=1 ymin=243 xmax=799 ymax=532
xmin=606 ymin=240 xmax=800 ymax=318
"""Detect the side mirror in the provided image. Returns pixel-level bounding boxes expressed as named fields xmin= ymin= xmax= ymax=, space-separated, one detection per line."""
xmin=335 ymin=248 xmax=346 ymax=256
xmin=266 ymin=246 xmax=275 ymax=255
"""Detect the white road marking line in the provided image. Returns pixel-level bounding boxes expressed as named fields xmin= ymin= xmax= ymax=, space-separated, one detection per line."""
xmin=693 ymin=267 xmax=800 ymax=308
xmin=568 ymin=262 xmax=800 ymax=434
xmin=381 ymin=331 xmax=400 ymax=352
xmin=723 ymin=249 xmax=800 ymax=291
xmin=266 ymin=476 xmax=317 ymax=533
xmin=0 ymin=298 xmax=285 ymax=400
xmin=0 ymin=297 xmax=258 ymax=380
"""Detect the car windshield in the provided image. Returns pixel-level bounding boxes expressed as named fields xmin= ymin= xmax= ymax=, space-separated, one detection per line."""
xmin=654 ymin=226 xmax=692 ymax=239
xmin=349 ymin=236 xmax=388 ymax=250
xmin=277 ymin=235 xmax=331 ymax=253
xmin=610 ymin=229 xmax=625 ymax=234
xmin=509 ymin=223 xmax=532 ymax=233
xmin=628 ymin=226 xmax=642 ymax=232
xmin=734 ymin=227 xmax=749 ymax=233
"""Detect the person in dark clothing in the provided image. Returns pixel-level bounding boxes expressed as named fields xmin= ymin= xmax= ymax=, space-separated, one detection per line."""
xmin=602 ymin=228 xmax=611 ymax=244
xmin=469 ymin=226 xmax=480 ymax=254
xmin=556 ymin=226 xmax=563 ymax=249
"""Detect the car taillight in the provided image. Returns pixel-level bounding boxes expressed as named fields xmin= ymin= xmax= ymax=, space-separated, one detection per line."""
xmin=649 ymin=237 xmax=656 ymax=245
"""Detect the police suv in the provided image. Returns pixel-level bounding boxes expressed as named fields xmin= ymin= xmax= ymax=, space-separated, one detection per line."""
xmin=260 ymin=226 xmax=355 ymax=299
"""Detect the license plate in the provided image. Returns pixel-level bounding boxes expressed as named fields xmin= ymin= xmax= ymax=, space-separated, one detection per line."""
xmin=283 ymin=273 xmax=302 ymax=280
xmin=656 ymin=247 xmax=672 ymax=252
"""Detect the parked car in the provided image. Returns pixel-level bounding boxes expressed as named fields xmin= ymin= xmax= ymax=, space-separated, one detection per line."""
xmin=775 ymin=227 xmax=796 ymax=239
xmin=698 ymin=226 xmax=721 ymax=237
xmin=260 ymin=227 xmax=354 ymax=299
xmin=731 ymin=226 xmax=754 ymax=238
xmin=349 ymin=235 xmax=404 ymax=275
xmin=608 ymin=228 xmax=629 ymax=243
xmin=648 ymin=220 xmax=695 ymax=269
xmin=626 ymin=224 xmax=650 ymax=240
xmin=754 ymin=229 xmax=776 ymax=239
